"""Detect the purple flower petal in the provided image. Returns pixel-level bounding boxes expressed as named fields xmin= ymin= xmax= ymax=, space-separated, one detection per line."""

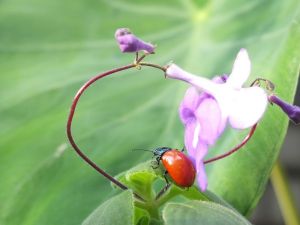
xmin=184 ymin=119 xmax=199 ymax=159
xmin=115 ymin=28 xmax=155 ymax=53
xmin=179 ymin=87 xmax=201 ymax=124
xmin=195 ymin=97 xmax=225 ymax=145
xmin=195 ymin=142 xmax=208 ymax=192
xmin=179 ymin=77 xmax=228 ymax=126
xmin=197 ymin=163 xmax=207 ymax=192
xmin=179 ymin=75 xmax=229 ymax=191
xmin=269 ymin=95 xmax=300 ymax=124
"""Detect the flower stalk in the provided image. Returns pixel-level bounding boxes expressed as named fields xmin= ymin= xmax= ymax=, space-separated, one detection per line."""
xmin=204 ymin=124 xmax=257 ymax=164
xmin=66 ymin=64 xmax=136 ymax=194
xmin=66 ymin=55 xmax=168 ymax=202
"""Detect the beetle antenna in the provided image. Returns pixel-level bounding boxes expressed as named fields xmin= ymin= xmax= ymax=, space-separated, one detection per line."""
xmin=132 ymin=148 xmax=154 ymax=153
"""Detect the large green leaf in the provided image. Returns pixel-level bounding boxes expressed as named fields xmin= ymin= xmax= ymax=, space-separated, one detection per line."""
xmin=1 ymin=0 xmax=300 ymax=224
xmin=82 ymin=190 xmax=134 ymax=225
xmin=163 ymin=200 xmax=252 ymax=225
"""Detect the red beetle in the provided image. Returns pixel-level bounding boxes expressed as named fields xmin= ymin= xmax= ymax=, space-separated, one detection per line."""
xmin=152 ymin=147 xmax=196 ymax=188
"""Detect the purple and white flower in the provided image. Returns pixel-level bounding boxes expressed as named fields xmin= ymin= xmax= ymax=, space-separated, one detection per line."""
xmin=166 ymin=49 xmax=268 ymax=191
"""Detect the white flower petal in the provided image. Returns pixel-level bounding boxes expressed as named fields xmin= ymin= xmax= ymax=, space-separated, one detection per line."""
xmin=227 ymin=86 xmax=268 ymax=129
xmin=226 ymin=49 xmax=251 ymax=88
xmin=166 ymin=64 xmax=220 ymax=95
xmin=192 ymin=122 xmax=201 ymax=148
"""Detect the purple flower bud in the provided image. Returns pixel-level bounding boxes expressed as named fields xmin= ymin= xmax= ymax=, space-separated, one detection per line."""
xmin=115 ymin=28 xmax=155 ymax=54
xmin=269 ymin=95 xmax=300 ymax=124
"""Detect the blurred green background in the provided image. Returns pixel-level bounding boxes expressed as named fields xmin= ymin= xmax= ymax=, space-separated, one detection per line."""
xmin=1 ymin=0 xmax=300 ymax=224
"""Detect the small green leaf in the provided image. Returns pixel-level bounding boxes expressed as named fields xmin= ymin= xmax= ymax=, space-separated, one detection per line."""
xmin=134 ymin=207 xmax=150 ymax=225
xmin=162 ymin=200 xmax=252 ymax=225
xmin=156 ymin=185 xmax=210 ymax=206
xmin=114 ymin=161 xmax=157 ymax=200
xmin=82 ymin=190 xmax=134 ymax=225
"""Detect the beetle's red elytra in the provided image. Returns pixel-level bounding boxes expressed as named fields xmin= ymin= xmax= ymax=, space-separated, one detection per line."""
xmin=153 ymin=147 xmax=196 ymax=188
xmin=161 ymin=150 xmax=196 ymax=187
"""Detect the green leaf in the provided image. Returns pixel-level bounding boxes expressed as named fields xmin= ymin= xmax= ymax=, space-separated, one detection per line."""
xmin=162 ymin=200 xmax=252 ymax=225
xmin=134 ymin=207 xmax=150 ymax=225
xmin=82 ymin=190 xmax=134 ymax=225
xmin=1 ymin=0 xmax=300 ymax=224
xmin=114 ymin=161 xmax=157 ymax=200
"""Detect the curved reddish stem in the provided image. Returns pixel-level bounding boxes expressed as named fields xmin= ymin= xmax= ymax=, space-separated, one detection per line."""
xmin=66 ymin=58 xmax=167 ymax=202
xmin=204 ymin=124 xmax=257 ymax=164
xmin=66 ymin=64 xmax=146 ymax=197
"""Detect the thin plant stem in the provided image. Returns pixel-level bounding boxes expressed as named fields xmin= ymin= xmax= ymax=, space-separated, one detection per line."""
xmin=271 ymin=161 xmax=300 ymax=225
xmin=66 ymin=63 xmax=146 ymax=200
xmin=135 ymin=52 xmax=139 ymax=62
xmin=66 ymin=59 xmax=167 ymax=202
xmin=139 ymin=62 xmax=166 ymax=72
xmin=204 ymin=124 xmax=257 ymax=164
xmin=136 ymin=54 xmax=146 ymax=64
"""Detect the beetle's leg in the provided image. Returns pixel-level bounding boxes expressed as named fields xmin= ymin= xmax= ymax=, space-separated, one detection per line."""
xmin=181 ymin=146 xmax=186 ymax=152
xmin=163 ymin=170 xmax=169 ymax=184
xmin=155 ymin=184 xmax=171 ymax=200
xmin=155 ymin=171 xmax=171 ymax=200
